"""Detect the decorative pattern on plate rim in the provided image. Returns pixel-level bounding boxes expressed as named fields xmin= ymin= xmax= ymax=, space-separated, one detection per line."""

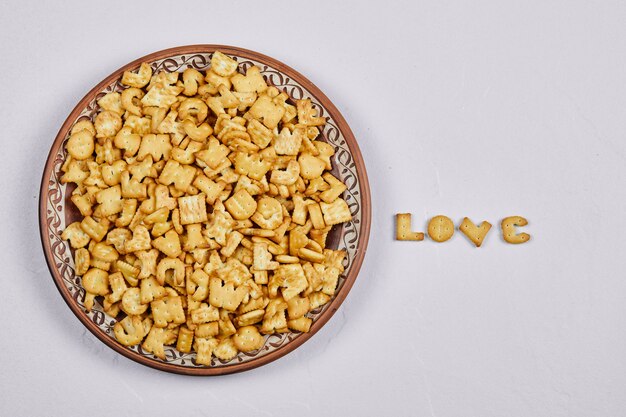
xmin=43 ymin=52 xmax=363 ymax=367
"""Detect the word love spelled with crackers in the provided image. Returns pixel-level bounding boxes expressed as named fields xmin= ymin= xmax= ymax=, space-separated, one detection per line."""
xmin=60 ymin=51 xmax=352 ymax=365
xmin=396 ymin=214 xmax=531 ymax=247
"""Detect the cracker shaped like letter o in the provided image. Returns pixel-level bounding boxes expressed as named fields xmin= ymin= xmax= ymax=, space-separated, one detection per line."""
xmin=428 ymin=215 xmax=454 ymax=242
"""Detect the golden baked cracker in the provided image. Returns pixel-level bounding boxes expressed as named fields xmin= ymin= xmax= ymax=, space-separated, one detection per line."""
xmin=172 ymin=140 xmax=204 ymax=165
xmin=321 ymin=266 xmax=341 ymax=296
xmin=151 ymin=295 xmax=186 ymax=328
xmin=235 ymin=309 xmax=265 ymax=327
xmin=501 ymin=216 xmax=531 ymax=244
xmin=95 ymin=110 xmax=122 ymax=138
xmin=320 ymin=198 xmax=352 ymax=226
xmin=90 ymin=242 xmax=119 ymax=263
xmin=194 ymin=337 xmax=218 ymax=365
xmin=122 ymin=62 xmax=152 ymax=88
xmin=141 ymin=83 xmax=183 ymax=109
xmin=273 ymin=92 xmax=297 ymax=124
xmin=137 ymin=133 xmax=172 ymax=161
xmin=213 ymin=337 xmax=238 ymax=361
xmin=178 ymin=97 xmax=208 ymax=123
xmin=124 ymin=225 xmax=151 ymax=252
xmin=208 ymin=277 xmax=248 ymax=311
xmin=103 ymin=298 xmax=120 ymax=317
xmin=196 ymin=137 xmax=230 ymax=170
xmin=275 ymin=254 xmax=299 ymax=264
xmin=224 ymin=189 xmax=257 ymax=220
xmin=178 ymin=193 xmax=208 ymax=225
xmin=233 ymin=326 xmax=264 ymax=352
xmin=120 ymin=171 xmax=147 ymax=199
xmin=171 ymin=208 xmax=184 ymax=235
xmin=234 ymin=175 xmax=262 ymax=197
xmin=248 ymin=94 xmax=285 ymax=129
xmin=307 ymin=203 xmax=326 ymax=230
xmin=70 ymin=193 xmax=94 ymax=217
xmin=211 ymin=51 xmax=238 ymax=77
xmin=253 ymin=242 xmax=279 ymax=271
xmin=140 ymin=276 xmax=167 ymax=304
xmin=80 ymin=216 xmax=109 ymax=242
xmin=231 ymin=65 xmax=267 ymax=93
xmin=286 ymin=296 xmax=310 ymax=320
xmin=152 ymin=184 xmax=175 ymax=212
xmin=71 ymin=119 xmax=96 ymax=136
xmin=274 ymin=126 xmax=305 ymax=156
xmin=459 ymin=217 xmax=492 ymax=247
xmin=135 ymin=249 xmax=159 ymax=279
xmin=156 ymin=257 xmax=185 ymax=286
xmin=247 ymin=119 xmax=273 ymax=149
xmin=96 ymin=185 xmax=123 ymax=217
xmin=159 ymin=160 xmax=196 ymax=192
xmin=269 ymin=160 xmax=299 ymax=186
xmin=106 ymin=271 xmax=128 ymax=304
xmin=298 ymin=154 xmax=326 ymax=180
xmin=143 ymin=206 xmax=169 ymax=225
xmin=106 ymin=228 xmax=131 ymax=254
xmin=289 ymin=229 xmax=309 ymax=257
xmin=82 ymin=268 xmax=109 ymax=312
xmin=114 ymin=198 xmax=136 ymax=228
xmin=124 ymin=115 xmax=151 ymax=135
xmin=220 ymin=231 xmax=244 ymax=257
xmin=305 ymin=239 xmax=323 ymax=253
xmin=121 ymin=87 xmax=144 ymax=116
xmin=101 ymin=160 xmax=127 ymax=187
xmin=298 ymin=247 xmax=325 ymax=264
xmin=233 ymin=91 xmax=258 ymax=112
xmin=218 ymin=309 xmax=237 ymax=338
xmin=291 ymin=194 xmax=308 ymax=225
xmin=97 ymin=92 xmax=123 ymax=115
xmin=320 ymin=173 xmax=346 ymax=203
xmin=287 ymin=316 xmax=312 ymax=333
xmin=114 ymin=315 xmax=151 ymax=346
xmin=427 ymin=215 xmax=455 ymax=242
xmin=308 ymin=291 xmax=330 ymax=310
xmin=273 ymin=264 xmax=308 ymax=301
xmin=74 ymin=248 xmax=90 ymax=275
xmin=114 ymin=127 xmax=141 ymax=158
xmin=121 ymin=287 xmax=148 ymax=316
xmin=61 ymin=160 xmax=89 ymax=184
xmin=66 ymin=130 xmax=95 ymax=161
xmin=232 ymin=152 xmax=271 ymax=181
xmin=184 ymin=224 xmax=210 ymax=252
xmin=62 ymin=222 xmax=90 ymax=249
xmin=116 ymin=260 xmax=140 ymax=286
xmin=204 ymin=201 xmax=236 ymax=246
xmin=182 ymin=119 xmax=212 ymax=142
xmin=193 ymin=175 xmax=226 ymax=205
xmin=260 ymin=299 xmax=288 ymax=334
xmin=176 ymin=326 xmax=195 ymax=354
xmin=250 ymin=196 xmax=283 ymax=230
xmin=395 ymin=213 xmax=424 ymax=241
xmin=190 ymin=302 xmax=220 ymax=324
xmin=296 ymin=99 xmax=325 ymax=126
xmin=216 ymin=258 xmax=252 ymax=287
xmin=142 ymin=327 xmax=168 ymax=359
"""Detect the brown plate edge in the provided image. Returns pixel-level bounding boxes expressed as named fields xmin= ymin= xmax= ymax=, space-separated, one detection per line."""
xmin=38 ymin=44 xmax=371 ymax=376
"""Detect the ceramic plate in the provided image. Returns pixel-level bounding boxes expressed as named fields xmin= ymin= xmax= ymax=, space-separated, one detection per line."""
xmin=39 ymin=45 xmax=370 ymax=375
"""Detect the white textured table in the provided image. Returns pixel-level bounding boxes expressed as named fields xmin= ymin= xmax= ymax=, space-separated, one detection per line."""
xmin=2 ymin=1 xmax=626 ymax=416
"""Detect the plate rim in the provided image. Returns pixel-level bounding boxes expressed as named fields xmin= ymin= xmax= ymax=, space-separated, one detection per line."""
xmin=38 ymin=44 xmax=371 ymax=376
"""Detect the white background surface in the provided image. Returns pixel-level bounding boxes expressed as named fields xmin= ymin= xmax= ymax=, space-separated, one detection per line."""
xmin=1 ymin=1 xmax=626 ymax=416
